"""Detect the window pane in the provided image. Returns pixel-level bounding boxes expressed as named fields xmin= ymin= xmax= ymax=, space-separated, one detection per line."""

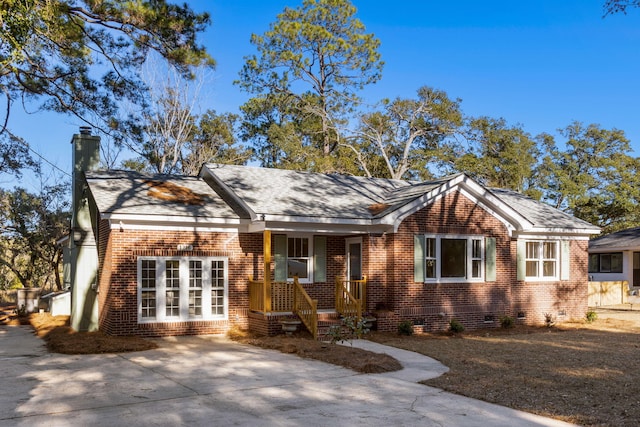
xmin=526 ymin=242 xmax=539 ymax=259
xmin=287 ymin=237 xmax=309 ymax=258
xmin=543 ymin=242 xmax=556 ymax=259
xmin=601 ymin=254 xmax=611 ymax=272
xmin=441 ymin=239 xmax=466 ymax=278
xmin=189 ymin=290 xmax=202 ymax=316
xmin=425 ymin=259 xmax=436 ymax=278
xmin=166 ymin=260 xmax=180 ymax=288
xmin=141 ymin=291 xmax=156 ymax=318
xmin=189 ymin=260 xmax=202 ymax=287
xmin=288 ymin=237 xmax=295 ymax=257
xmin=472 ymin=239 xmax=481 ymax=259
xmin=472 ymin=260 xmax=481 ymax=278
xmin=543 ymin=261 xmax=556 ymax=277
xmin=141 ymin=260 xmax=156 ymax=288
xmin=611 ymin=253 xmax=623 ymax=273
xmin=426 ymin=238 xmax=436 ymax=258
xmin=166 ymin=290 xmax=179 ymax=317
xmin=211 ymin=289 xmax=224 ymax=315
xmin=526 ymin=261 xmax=538 ymax=277
xmin=288 ymin=258 xmax=308 ymax=278
xmin=588 ymin=254 xmax=599 ymax=273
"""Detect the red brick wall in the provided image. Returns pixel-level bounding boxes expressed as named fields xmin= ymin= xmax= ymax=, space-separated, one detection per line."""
xmin=510 ymin=240 xmax=589 ymax=326
xmin=97 ymin=228 xmax=351 ymax=336
xmin=367 ymin=190 xmax=590 ymax=333
xmin=99 ymin=229 xmax=258 ymax=337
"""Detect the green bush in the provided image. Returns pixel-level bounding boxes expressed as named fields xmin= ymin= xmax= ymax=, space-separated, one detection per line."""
xmin=449 ymin=319 xmax=465 ymax=333
xmin=586 ymin=310 xmax=598 ymax=323
xmin=397 ymin=320 xmax=414 ymax=336
xmin=500 ymin=315 xmax=515 ymax=329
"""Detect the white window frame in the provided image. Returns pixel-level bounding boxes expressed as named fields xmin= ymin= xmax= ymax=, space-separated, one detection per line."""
xmin=137 ymin=256 xmax=228 ymax=323
xmin=423 ymin=235 xmax=484 ymax=283
xmin=524 ymin=240 xmax=559 ymax=281
xmin=286 ymin=234 xmax=313 ymax=284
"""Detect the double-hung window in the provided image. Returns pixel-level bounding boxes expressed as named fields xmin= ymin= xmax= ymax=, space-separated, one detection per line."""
xmin=525 ymin=241 xmax=558 ymax=279
xmin=287 ymin=237 xmax=310 ymax=280
xmin=517 ymin=239 xmax=570 ymax=281
xmin=273 ymin=234 xmax=327 ymax=283
xmin=137 ymin=257 xmax=228 ymax=323
xmin=416 ymin=235 xmax=485 ymax=282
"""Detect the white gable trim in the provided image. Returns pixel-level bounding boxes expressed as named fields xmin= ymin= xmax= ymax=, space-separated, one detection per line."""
xmin=200 ymin=166 xmax=258 ymax=221
xmin=380 ymin=175 xmax=532 ymax=235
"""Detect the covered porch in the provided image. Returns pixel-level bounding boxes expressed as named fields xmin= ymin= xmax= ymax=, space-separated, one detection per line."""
xmin=247 ymin=231 xmax=368 ymax=339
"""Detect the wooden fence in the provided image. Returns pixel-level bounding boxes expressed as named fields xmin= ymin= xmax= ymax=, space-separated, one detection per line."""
xmin=588 ymin=281 xmax=629 ymax=307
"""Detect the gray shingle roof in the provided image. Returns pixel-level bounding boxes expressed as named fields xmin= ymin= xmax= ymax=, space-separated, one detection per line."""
xmin=85 ymin=170 xmax=239 ymax=219
xmin=489 ymin=188 xmax=598 ymax=231
xmin=85 ymin=165 xmax=597 ymax=234
xmin=589 ymin=227 xmax=640 ymax=250
xmin=204 ymin=164 xmax=597 ymax=232
xmin=203 ymin=164 xmax=409 ymax=219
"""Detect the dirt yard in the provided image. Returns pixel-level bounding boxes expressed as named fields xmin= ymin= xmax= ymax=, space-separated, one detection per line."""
xmin=2 ymin=303 xmax=640 ymax=426
xmin=370 ymin=308 xmax=640 ymax=427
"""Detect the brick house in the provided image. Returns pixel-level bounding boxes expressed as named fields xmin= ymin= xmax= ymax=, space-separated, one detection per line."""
xmin=67 ymin=129 xmax=600 ymax=337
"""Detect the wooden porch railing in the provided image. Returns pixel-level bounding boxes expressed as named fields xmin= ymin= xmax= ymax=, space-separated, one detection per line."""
xmin=293 ymin=278 xmax=318 ymax=339
xmin=248 ymin=276 xmax=318 ymax=339
xmin=335 ymin=276 xmax=367 ymax=320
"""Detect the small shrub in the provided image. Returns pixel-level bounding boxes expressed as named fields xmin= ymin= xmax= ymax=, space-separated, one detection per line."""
xmin=327 ymin=324 xmax=346 ymax=344
xmin=500 ymin=315 xmax=515 ymax=329
xmin=397 ymin=320 xmax=414 ymax=336
xmin=586 ymin=310 xmax=598 ymax=323
xmin=16 ymin=304 xmax=27 ymax=317
xmin=449 ymin=318 xmax=465 ymax=333
xmin=327 ymin=316 xmax=369 ymax=344
xmin=543 ymin=312 xmax=555 ymax=328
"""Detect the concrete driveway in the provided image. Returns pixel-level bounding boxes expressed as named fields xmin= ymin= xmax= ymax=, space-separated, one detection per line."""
xmin=0 ymin=326 xmax=576 ymax=427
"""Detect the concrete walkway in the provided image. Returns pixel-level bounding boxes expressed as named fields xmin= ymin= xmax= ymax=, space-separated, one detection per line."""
xmin=0 ymin=326 xmax=576 ymax=427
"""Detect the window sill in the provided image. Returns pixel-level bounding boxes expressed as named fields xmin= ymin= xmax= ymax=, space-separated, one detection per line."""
xmin=423 ymin=279 xmax=486 ymax=284
xmin=138 ymin=316 xmax=228 ymax=324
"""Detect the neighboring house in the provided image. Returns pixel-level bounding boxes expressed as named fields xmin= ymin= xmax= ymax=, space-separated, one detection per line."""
xmin=67 ymin=129 xmax=600 ymax=336
xmin=588 ymin=227 xmax=640 ymax=289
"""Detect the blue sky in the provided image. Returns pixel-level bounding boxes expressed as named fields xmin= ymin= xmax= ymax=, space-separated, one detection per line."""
xmin=7 ymin=0 xmax=640 ymax=190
